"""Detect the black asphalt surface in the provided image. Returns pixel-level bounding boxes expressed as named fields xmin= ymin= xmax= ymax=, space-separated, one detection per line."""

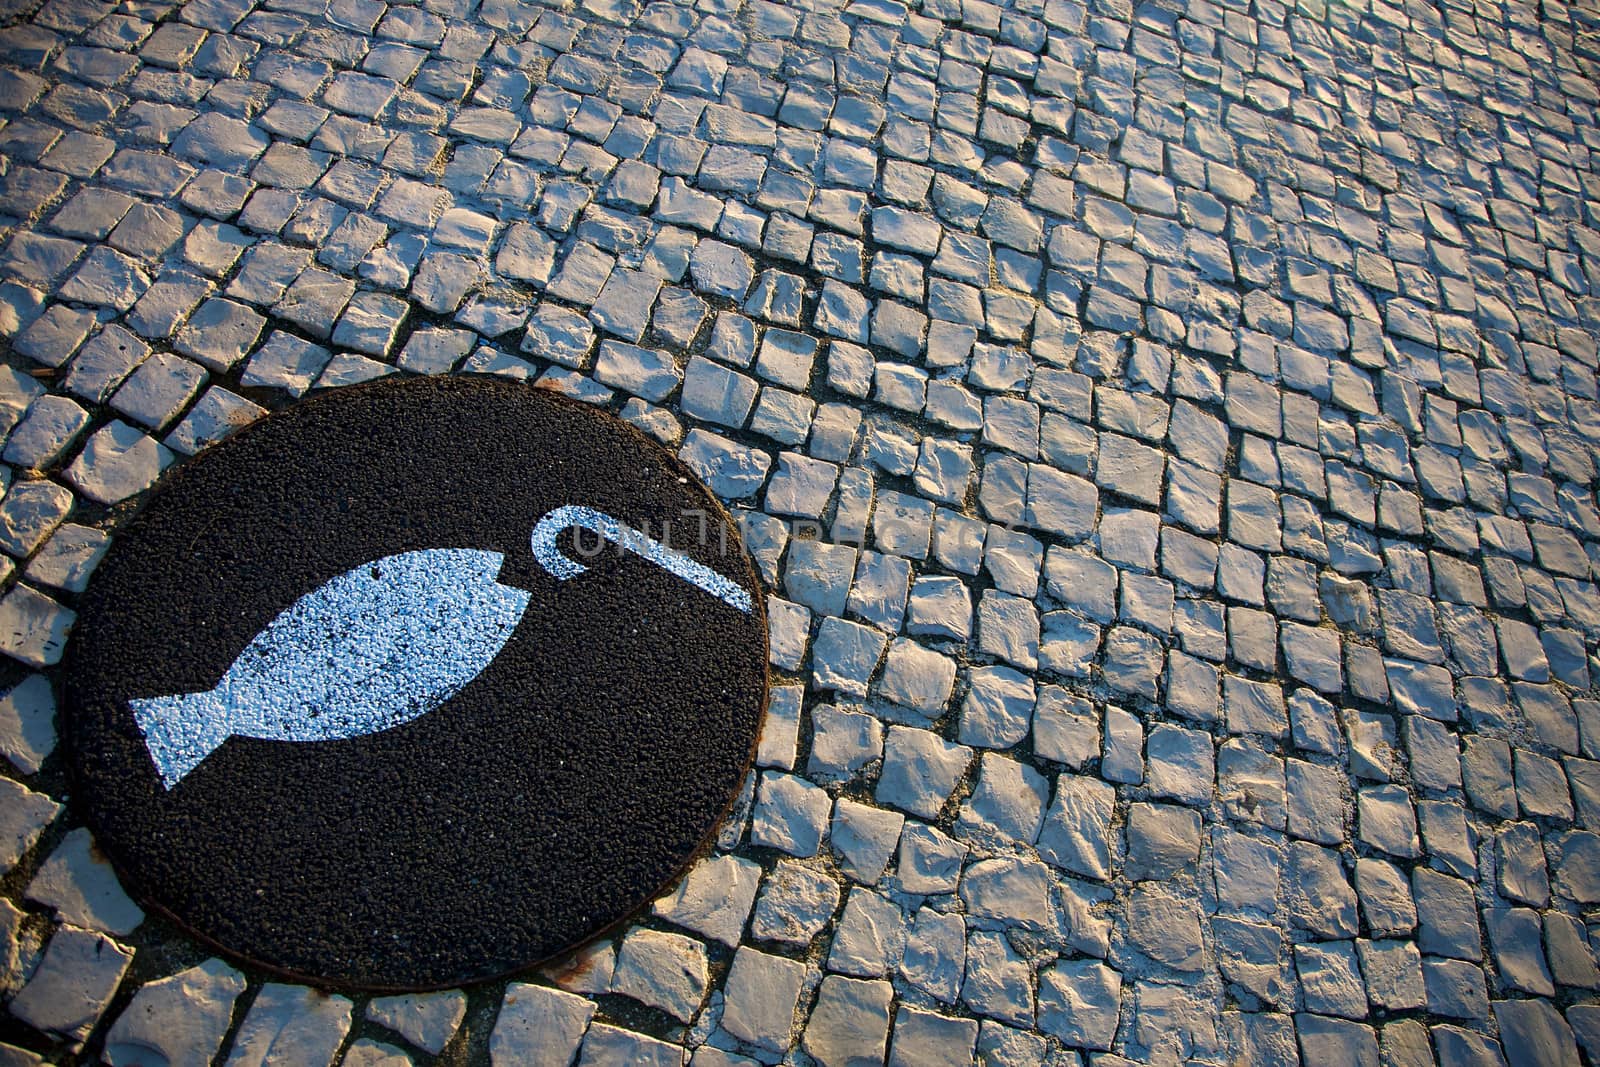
xmin=65 ymin=375 xmax=769 ymax=990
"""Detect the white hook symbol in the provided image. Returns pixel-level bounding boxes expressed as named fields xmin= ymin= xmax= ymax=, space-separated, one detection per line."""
xmin=530 ymin=505 xmax=754 ymax=614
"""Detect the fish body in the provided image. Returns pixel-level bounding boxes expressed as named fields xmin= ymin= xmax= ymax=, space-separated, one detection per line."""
xmin=129 ymin=507 xmax=752 ymax=789
xmin=131 ymin=548 xmax=530 ymax=788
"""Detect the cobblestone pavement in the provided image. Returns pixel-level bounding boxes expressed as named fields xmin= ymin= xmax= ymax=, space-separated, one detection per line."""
xmin=2 ymin=0 xmax=1600 ymax=1061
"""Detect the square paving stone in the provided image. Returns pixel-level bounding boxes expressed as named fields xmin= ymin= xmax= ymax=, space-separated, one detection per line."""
xmin=110 ymin=352 xmax=207 ymax=431
xmin=174 ymin=298 xmax=265 ymax=372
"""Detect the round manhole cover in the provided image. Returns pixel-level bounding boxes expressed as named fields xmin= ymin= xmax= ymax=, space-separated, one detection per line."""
xmin=64 ymin=375 xmax=768 ymax=990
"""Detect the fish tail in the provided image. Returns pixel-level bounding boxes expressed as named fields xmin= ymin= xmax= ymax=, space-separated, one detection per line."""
xmin=129 ymin=688 xmax=233 ymax=790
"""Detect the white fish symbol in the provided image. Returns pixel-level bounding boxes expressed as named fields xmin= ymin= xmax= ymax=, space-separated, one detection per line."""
xmin=130 ymin=508 xmax=753 ymax=789
xmin=131 ymin=548 xmax=531 ymax=789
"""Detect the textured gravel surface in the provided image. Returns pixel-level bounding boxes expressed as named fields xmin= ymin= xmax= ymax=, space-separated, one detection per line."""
xmin=3 ymin=0 xmax=1600 ymax=1062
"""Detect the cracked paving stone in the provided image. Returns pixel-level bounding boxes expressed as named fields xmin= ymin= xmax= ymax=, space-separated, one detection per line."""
xmin=367 ymin=991 xmax=466 ymax=1056
xmin=0 ymin=674 xmax=56 ymax=775
xmin=489 ymin=983 xmax=594 ymax=1067
xmin=25 ymin=828 xmax=142 ymax=936
xmin=0 ymin=775 xmax=61 ymax=873
xmin=720 ymin=946 xmax=804 ymax=1056
xmin=64 ymin=420 xmax=173 ymax=505
xmin=652 ymin=853 xmax=760 ymax=949
xmin=803 ymin=975 xmax=892 ymax=1067
xmin=103 ymin=959 xmax=246 ymax=1067
xmin=611 ymin=927 xmax=709 ymax=1023
xmin=8 ymin=925 xmax=133 ymax=1047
